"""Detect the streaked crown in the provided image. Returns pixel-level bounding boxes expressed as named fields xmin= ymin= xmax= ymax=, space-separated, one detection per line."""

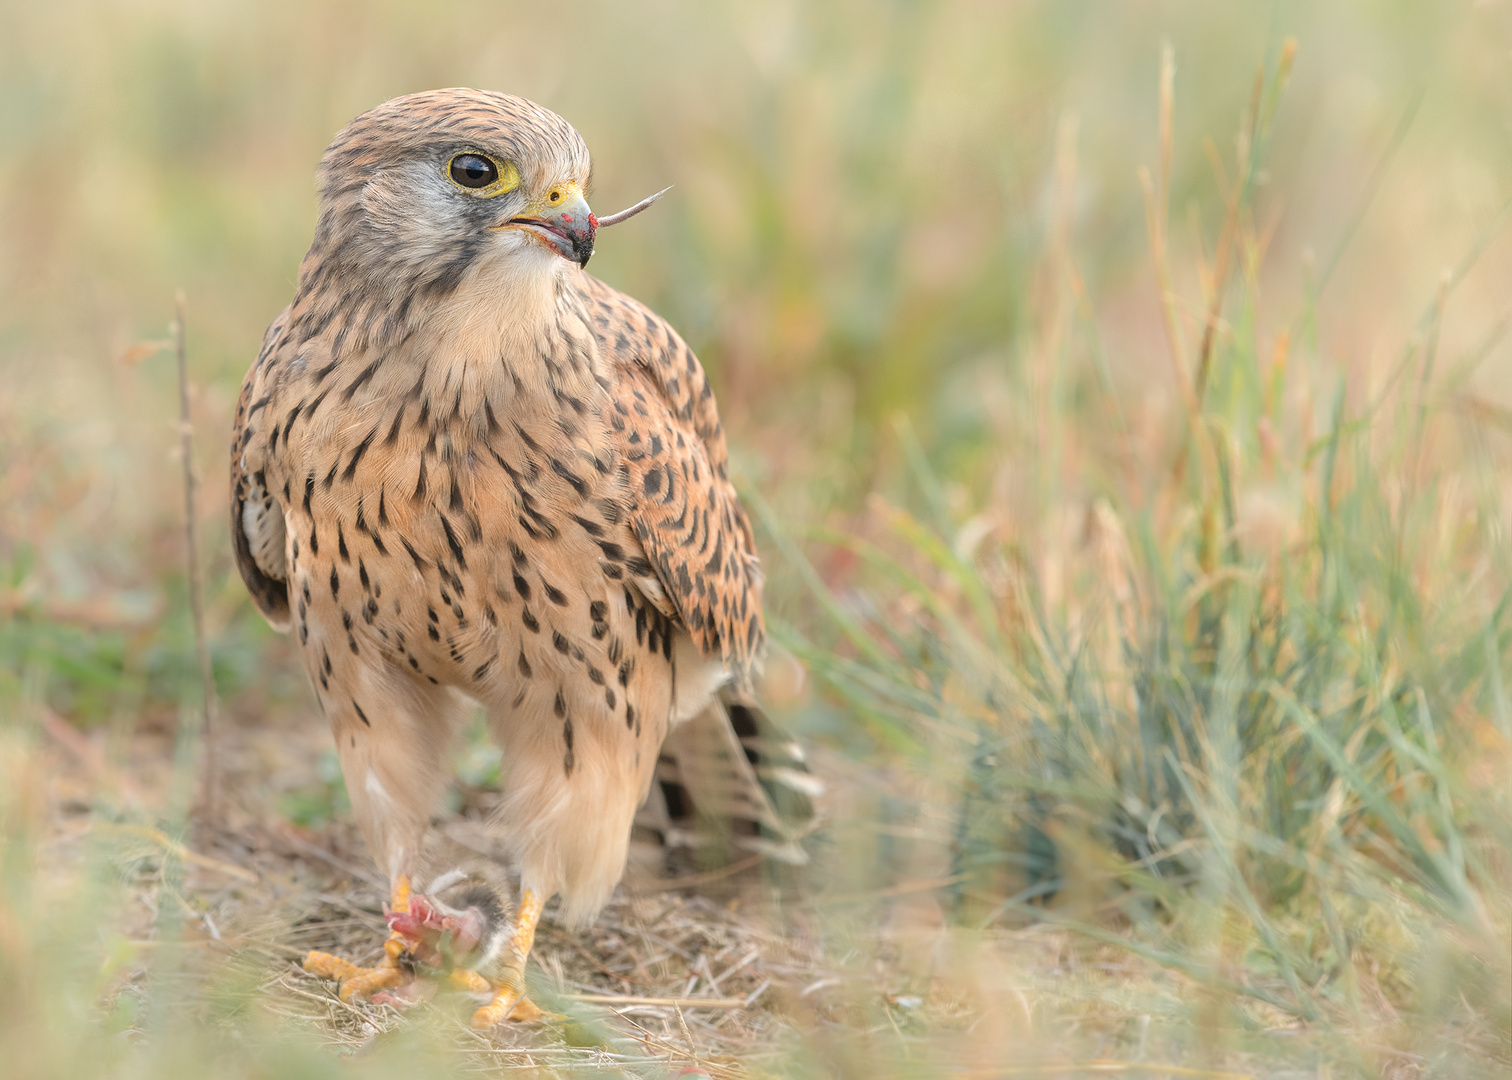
xmin=287 ymin=89 xmax=594 ymax=353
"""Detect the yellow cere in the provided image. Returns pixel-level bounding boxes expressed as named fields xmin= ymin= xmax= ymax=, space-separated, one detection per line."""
xmin=532 ymin=179 xmax=582 ymax=215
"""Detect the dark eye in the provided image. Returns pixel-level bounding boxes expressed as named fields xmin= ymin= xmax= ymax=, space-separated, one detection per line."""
xmin=449 ymin=154 xmax=498 ymax=189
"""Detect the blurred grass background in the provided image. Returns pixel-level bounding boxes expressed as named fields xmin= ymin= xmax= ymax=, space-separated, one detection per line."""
xmin=3 ymin=0 xmax=1512 ymax=1076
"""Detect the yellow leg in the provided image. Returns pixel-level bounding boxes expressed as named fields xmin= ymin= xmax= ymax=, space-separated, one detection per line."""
xmin=471 ymin=888 xmax=547 ymax=1028
xmin=304 ymin=875 xmax=416 ymax=1002
xmin=448 ymin=957 xmax=548 ymax=1021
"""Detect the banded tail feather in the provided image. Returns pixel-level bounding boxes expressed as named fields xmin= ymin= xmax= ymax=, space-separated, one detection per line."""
xmin=635 ymin=690 xmax=822 ymax=872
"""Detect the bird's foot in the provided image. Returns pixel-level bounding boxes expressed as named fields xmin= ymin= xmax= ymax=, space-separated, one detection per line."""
xmin=304 ymin=875 xmax=425 ymax=1002
xmin=304 ymin=933 xmax=415 ymax=1002
xmin=304 ymin=877 xmax=554 ymax=1026
xmin=385 ymin=892 xmax=555 ymax=1025
xmin=446 ymin=968 xmax=552 ymax=1024
xmin=469 ymin=975 xmax=553 ymax=1028
xmin=466 ymin=885 xmax=552 ymax=1028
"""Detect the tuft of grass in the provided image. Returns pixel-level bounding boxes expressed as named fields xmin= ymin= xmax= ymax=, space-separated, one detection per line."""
xmin=773 ymin=38 xmax=1512 ymax=1079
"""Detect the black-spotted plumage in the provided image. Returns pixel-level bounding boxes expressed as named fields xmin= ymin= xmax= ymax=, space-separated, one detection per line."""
xmin=228 ymin=89 xmax=816 ymax=1023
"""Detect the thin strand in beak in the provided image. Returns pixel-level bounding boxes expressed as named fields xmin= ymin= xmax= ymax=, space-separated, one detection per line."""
xmin=595 ymin=186 xmax=673 ymax=228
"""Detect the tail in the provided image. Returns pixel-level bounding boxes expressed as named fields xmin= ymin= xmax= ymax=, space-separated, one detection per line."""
xmin=635 ymin=690 xmax=823 ymax=870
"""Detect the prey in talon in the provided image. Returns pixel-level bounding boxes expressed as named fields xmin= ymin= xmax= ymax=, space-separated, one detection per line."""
xmin=236 ymin=88 xmax=820 ymax=1028
xmin=385 ymin=870 xmax=549 ymax=1022
xmin=385 ymin=870 xmax=507 ymax=971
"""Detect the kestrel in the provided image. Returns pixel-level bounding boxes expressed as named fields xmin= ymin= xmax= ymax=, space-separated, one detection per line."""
xmin=230 ymin=89 xmax=815 ymax=1026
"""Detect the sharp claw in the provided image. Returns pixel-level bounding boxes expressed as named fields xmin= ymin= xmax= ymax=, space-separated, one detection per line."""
xmin=471 ymin=984 xmax=553 ymax=1027
xmin=471 ymin=997 xmax=518 ymax=1028
xmin=505 ymin=996 xmax=554 ymax=1022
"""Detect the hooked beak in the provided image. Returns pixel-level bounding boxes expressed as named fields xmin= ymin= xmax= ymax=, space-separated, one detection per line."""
xmin=496 ymin=181 xmax=597 ymax=267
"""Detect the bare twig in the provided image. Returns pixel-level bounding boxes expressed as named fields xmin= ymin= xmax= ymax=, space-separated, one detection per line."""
xmin=596 ymin=186 xmax=673 ymax=227
xmin=564 ymin=993 xmax=744 ymax=1009
xmin=96 ymin=822 xmax=259 ymax=883
xmin=270 ymin=822 xmax=387 ymax=889
xmin=171 ymin=292 xmax=219 ymax=820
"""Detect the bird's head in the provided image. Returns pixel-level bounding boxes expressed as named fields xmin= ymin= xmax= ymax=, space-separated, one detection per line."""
xmin=307 ymin=89 xmax=597 ymax=305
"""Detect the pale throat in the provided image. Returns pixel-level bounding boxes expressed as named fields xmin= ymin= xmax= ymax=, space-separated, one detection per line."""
xmin=415 ymin=243 xmax=604 ymax=407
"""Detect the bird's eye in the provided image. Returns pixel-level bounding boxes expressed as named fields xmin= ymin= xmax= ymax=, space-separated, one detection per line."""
xmin=449 ymin=153 xmax=499 ymax=189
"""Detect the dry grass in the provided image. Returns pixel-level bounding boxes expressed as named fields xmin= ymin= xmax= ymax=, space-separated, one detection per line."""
xmin=20 ymin=701 xmax=1121 ymax=1076
xmin=33 ymin=702 xmax=819 ymax=1074
xmin=22 ymin=690 xmax=1498 ymax=1078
